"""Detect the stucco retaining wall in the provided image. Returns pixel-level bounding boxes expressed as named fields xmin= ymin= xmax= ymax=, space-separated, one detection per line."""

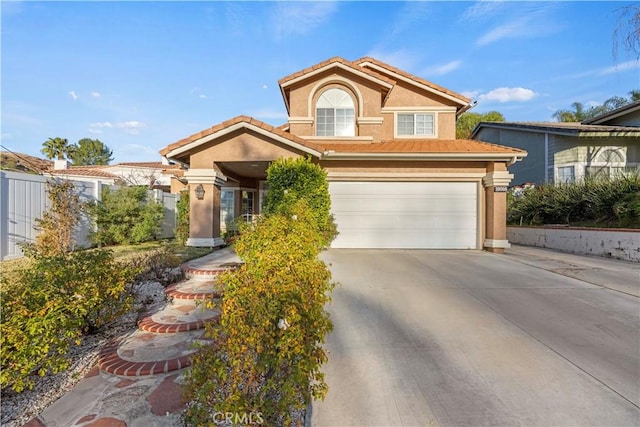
xmin=507 ymin=226 xmax=640 ymax=262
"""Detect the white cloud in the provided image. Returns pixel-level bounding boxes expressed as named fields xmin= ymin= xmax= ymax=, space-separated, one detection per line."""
xmin=116 ymin=121 xmax=147 ymax=135
xmin=598 ymin=60 xmax=640 ymax=76
xmin=476 ymin=19 xmax=526 ymax=46
xmin=422 ymin=60 xmax=463 ymax=77
xmin=91 ymin=91 xmax=101 ymax=98
xmin=88 ymin=120 xmax=146 ymax=135
xmin=478 ymin=87 xmax=537 ymax=103
xmin=199 ymin=94 xmax=208 ymax=99
xmin=68 ymin=91 xmax=78 ymax=100
xmin=262 ymin=84 xmax=268 ymax=90
xmin=475 ymin=3 xmax=561 ymax=47
xmin=460 ymin=1 xmax=504 ymax=22
xmin=90 ymin=121 xmax=113 ymax=128
xmin=271 ymin=1 xmax=337 ymax=40
xmin=461 ymin=90 xmax=482 ymax=99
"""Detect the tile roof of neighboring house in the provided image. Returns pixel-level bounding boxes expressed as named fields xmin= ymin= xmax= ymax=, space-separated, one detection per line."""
xmin=354 ymin=57 xmax=471 ymax=105
xmin=314 ymin=139 xmax=525 ymax=155
xmin=277 ymin=56 xmax=395 ymax=87
xmin=48 ymin=168 xmax=121 ymax=179
xmin=160 ymin=115 xmax=319 ymax=157
xmin=582 ymin=100 xmax=640 ymax=125
xmin=113 ymin=162 xmax=182 ymax=169
xmin=471 ymin=121 xmax=640 ymax=138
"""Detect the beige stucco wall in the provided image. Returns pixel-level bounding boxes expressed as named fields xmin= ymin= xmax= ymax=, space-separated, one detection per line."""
xmin=286 ymin=69 xmax=459 ymax=141
xmin=190 ymin=129 xmax=304 ymax=168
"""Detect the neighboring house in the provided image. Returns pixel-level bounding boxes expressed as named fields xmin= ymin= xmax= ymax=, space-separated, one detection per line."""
xmin=471 ymin=101 xmax=640 ymax=185
xmin=48 ymin=160 xmax=181 ymax=190
xmin=160 ymin=57 xmax=526 ymax=251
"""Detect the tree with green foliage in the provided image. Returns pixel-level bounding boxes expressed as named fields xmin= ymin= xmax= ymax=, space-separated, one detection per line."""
xmin=87 ymin=186 xmax=163 ymax=245
xmin=263 ymin=157 xmax=337 ymax=245
xmin=41 ymin=137 xmax=72 ymax=160
xmin=553 ymin=91 xmax=640 ymax=122
xmin=22 ymin=180 xmax=84 ymax=258
xmin=456 ymin=111 xmax=505 ymax=139
xmin=69 ymin=138 xmax=113 ymax=165
xmin=175 ymin=189 xmax=190 ymax=245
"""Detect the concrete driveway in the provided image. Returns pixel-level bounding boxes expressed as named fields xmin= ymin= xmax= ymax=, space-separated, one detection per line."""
xmin=310 ymin=246 xmax=640 ymax=426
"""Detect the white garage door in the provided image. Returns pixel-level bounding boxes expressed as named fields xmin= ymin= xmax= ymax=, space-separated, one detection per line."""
xmin=329 ymin=181 xmax=478 ymax=249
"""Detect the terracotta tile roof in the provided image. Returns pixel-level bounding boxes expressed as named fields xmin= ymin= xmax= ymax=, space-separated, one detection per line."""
xmin=354 ymin=57 xmax=471 ymax=105
xmin=114 ymin=162 xmax=180 ymax=169
xmin=160 ymin=115 xmax=323 ymax=157
xmin=48 ymin=168 xmax=121 ymax=179
xmin=277 ymin=56 xmax=395 ymax=87
xmin=313 ymin=139 xmax=525 ymax=155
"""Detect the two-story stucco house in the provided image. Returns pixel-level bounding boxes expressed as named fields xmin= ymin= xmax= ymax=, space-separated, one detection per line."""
xmin=160 ymin=57 xmax=526 ymax=252
xmin=471 ymin=101 xmax=640 ymax=185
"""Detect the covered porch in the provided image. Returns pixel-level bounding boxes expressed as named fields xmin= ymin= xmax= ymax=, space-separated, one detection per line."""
xmin=160 ymin=117 xmax=319 ymax=247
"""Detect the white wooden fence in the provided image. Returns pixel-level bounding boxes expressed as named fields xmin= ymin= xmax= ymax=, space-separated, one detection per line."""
xmin=0 ymin=171 xmax=178 ymax=260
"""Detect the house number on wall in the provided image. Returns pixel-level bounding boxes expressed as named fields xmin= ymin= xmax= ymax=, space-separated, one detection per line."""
xmin=494 ymin=186 xmax=508 ymax=193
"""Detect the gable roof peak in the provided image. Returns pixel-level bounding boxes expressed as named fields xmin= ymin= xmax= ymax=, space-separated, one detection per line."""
xmin=354 ymin=56 xmax=471 ymax=106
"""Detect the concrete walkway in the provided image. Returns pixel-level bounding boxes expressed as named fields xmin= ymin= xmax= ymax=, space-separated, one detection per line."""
xmin=25 ymin=247 xmax=239 ymax=427
xmin=311 ymin=246 xmax=640 ymax=426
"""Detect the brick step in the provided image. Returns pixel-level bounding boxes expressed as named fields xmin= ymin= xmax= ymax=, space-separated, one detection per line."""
xmin=98 ymin=329 xmax=211 ymax=377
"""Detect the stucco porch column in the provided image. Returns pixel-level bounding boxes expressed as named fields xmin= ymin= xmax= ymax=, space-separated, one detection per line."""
xmin=183 ymin=169 xmax=227 ymax=247
xmin=482 ymin=164 xmax=514 ymax=253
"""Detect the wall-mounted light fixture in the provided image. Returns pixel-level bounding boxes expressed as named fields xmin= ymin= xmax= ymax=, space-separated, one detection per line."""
xmin=194 ymin=184 xmax=205 ymax=200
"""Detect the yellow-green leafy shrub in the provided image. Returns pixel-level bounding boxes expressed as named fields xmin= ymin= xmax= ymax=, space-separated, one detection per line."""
xmin=183 ymin=201 xmax=335 ymax=426
xmin=0 ymin=250 xmax=135 ymax=392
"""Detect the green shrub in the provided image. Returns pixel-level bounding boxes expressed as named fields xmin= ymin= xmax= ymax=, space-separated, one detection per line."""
xmin=175 ymin=189 xmax=190 ymax=246
xmin=0 ymin=250 xmax=135 ymax=392
xmin=87 ymin=186 xmax=164 ymax=245
xmin=508 ymin=172 xmax=640 ymax=227
xmin=183 ymin=201 xmax=335 ymax=425
xmin=263 ymin=157 xmax=337 ymax=245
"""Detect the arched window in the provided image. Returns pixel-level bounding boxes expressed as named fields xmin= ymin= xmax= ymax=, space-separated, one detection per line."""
xmin=316 ymin=88 xmax=355 ymax=136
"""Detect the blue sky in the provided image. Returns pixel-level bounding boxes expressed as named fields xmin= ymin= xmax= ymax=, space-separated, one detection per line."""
xmin=2 ymin=1 xmax=639 ymax=163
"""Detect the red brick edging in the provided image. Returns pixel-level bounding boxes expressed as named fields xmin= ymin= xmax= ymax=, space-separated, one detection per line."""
xmin=137 ymin=314 xmax=219 ymax=334
xmin=98 ymin=339 xmax=195 ymax=377
xmin=165 ymin=283 xmax=223 ymax=300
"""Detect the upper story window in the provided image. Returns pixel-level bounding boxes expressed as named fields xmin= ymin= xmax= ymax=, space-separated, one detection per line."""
xmin=316 ymin=88 xmax=355 ymax=137
xmin=397 ymin=113 xmax=435 ymax=136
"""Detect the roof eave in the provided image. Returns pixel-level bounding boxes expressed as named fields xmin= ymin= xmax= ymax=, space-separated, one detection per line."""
xmin=320 ymin=151 xmax=526 ymax=162
xmin=279 ymin=62 xmax=394 ymax=91
xmin=162 ymin=122 xmax=322 ymax=162
xmin=358 ymin=60 xmax=470 ymax=107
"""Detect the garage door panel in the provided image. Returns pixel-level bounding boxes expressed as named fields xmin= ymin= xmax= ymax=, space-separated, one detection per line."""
xmin=331 ymin=197 xmax=477 ymax=213
xmin=329 ymin=181 xmax=478 ymax=249
xmin=333 ymin=229 xmax=477 ymax=249
xmin=333 ymin=213 xmax=477 ymax=230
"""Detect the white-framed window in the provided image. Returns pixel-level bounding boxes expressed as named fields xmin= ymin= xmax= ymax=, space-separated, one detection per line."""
xmin=557 ymin=166 xmax=575 ymax=183
xmin=397 ymin=113 xmax=435 ymax=136
xmin=316 ymin=88 xmax=355 ymax=137
xmin=220 ymin=190 xmax=235 ymax=231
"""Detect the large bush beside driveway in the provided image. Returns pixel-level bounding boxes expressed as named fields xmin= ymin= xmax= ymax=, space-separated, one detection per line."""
xmin=184 ymin=157 xmax=337 ymax=426
xmin=508 ymin=173 xmax=640 ymax=228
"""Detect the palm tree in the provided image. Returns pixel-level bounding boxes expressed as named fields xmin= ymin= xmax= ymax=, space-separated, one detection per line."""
xmin=629 ymin=89 xmax=640 ymax=102
xmin=41 ymin=137 xmax=71 ymax=160
xmin=553 ymin=102 xmax=588 ymax=122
